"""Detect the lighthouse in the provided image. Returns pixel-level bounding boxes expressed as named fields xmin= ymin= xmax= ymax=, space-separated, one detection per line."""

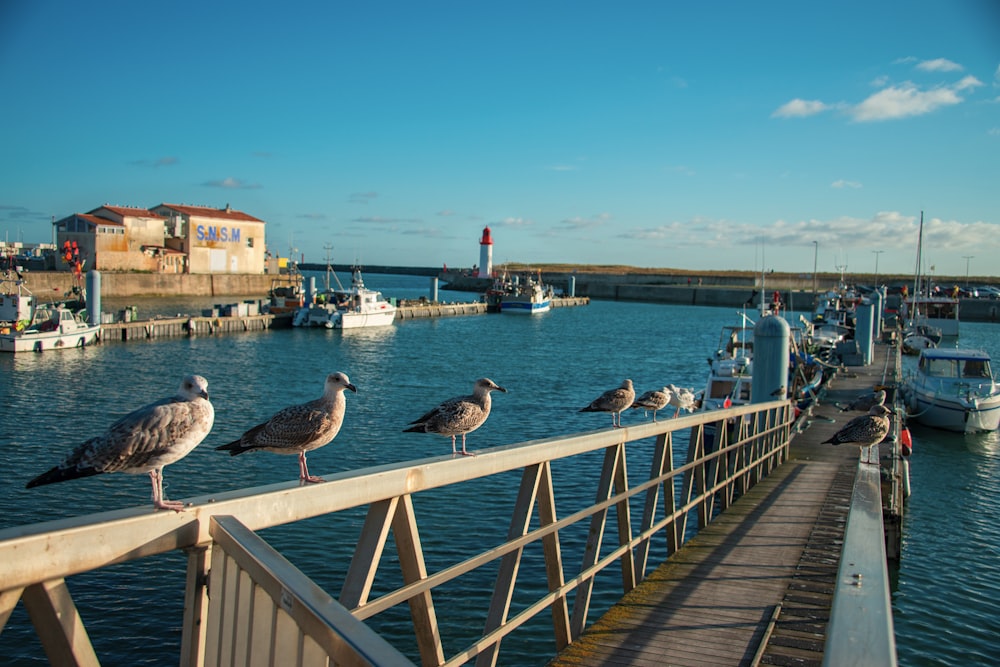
xmin=477 ymin=227 xmax=493 ymax=278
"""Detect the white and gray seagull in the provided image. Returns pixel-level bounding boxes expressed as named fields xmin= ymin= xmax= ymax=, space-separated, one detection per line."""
xmin=840 ymin=388 xmax=887 ymax=412
xmin=404 ymin=378 xmax=507 ymax=456
xmin=631 ymin=386 xmax=672 ymax=422
xmin=822 ymin=404 xmax=892 ymax=464
xmin=581 ymin=379 xmax=635 ymax=428
xmin=217 ymin=371 xmax=356 ymax=483
xmin=667 ymin=384 xmax=697 ymax=417
xmin=26 ymin=374 xmax=215 ymax=512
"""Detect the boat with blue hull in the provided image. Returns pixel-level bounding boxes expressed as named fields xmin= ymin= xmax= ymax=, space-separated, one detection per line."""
xmin=499 ymin=274 xmax=553 ymax=315
xmin=903 ymin=348 xmax=1000 ymax=433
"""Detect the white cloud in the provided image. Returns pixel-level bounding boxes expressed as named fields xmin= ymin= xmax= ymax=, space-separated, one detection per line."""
xmin=917 ymin=58 xmax=963 ymax=72
xmin=202 ymin=177 xmax=261 ymax=189
xmin=831 ymin=180 xmax=862 ymax=189
xmin=771 ymin=98 xmax=829 ymax=118
xmin=849 ymin=77 xmax=982 ymax=121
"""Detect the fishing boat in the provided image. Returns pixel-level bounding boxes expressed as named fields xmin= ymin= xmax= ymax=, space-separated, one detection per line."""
xmin=701 ymin=322 xmax=755 ymax=410
xmin=0 ymin=263 xmax=99 ymax=353
xmin=902 ymin=348 xmax=1000 ymax=433
xmin=499 ymin=272 xmax=553 ymax=315
xmin=702 ymin=313 xmax=823 ymax=413
xmin=292 ymin=266 xmax=396 ymax=329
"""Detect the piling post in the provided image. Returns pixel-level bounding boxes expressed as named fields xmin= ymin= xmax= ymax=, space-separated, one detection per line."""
xmin=86 ymin=270 xmax=101 ymax=326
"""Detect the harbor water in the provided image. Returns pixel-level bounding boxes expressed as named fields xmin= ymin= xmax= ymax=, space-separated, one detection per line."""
xmin=1 ymin=272 xmax=998 ymax=665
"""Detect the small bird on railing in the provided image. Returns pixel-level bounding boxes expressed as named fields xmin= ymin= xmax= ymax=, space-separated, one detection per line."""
xmin=404 ymin=378 xmax=506 ymax=456
xmin=26 ymin=375 xmax=215 ymax=511
xmin=839 ymin=388 xmax=887 ymax=412
xmin=822 ymin=404 xmax=892 ymax=464
xmin=217 ymin=372 xmax=356 ymax=483
xmin=631 ymin=386 xmax=672 ymax=422
xmin=581 ymin=379 xmax=635 ymax=428
xmin=667 ymin=384 xmax=697 ymax=417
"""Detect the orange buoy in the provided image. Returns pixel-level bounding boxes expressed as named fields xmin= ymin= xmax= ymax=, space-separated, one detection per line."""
xmin=901 ymin=427 xmax=913 ymax=456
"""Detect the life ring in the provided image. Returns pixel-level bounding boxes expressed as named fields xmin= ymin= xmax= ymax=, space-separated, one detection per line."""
xmin=901 ymin=427 xmax=913 ymax=457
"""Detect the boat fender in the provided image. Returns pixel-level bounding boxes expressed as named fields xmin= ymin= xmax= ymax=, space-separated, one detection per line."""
xmin=901 ymin=427 xmax=913 ymax=457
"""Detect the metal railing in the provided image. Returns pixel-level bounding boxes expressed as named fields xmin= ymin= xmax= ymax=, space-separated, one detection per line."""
xmin=0 ymin=400 xmax=793 ymax=666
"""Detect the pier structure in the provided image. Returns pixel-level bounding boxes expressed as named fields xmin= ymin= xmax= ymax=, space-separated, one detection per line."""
xmin=94 ymin=296 xmax=590 ymax=342
xmin=0 ymin=342 xmax=903 ymax=666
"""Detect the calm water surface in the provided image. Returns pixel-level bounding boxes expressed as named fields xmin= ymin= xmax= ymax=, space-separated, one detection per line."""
xmin=1 ymin=273 xmax=997 ymax=665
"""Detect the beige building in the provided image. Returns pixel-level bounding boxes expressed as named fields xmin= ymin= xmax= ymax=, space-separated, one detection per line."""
xmin=53 ymin=203 xmax=267 ymax=274
xmin=151 ymin=203 xmax=266 ymax=274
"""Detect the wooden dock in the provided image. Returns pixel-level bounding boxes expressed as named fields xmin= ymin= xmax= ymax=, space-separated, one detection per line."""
xmin=550 ymin=343 xmax=900 ymax=667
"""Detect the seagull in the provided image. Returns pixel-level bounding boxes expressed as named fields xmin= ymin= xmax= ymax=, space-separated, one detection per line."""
xmin=840 ymin=388 xmax=887 ymax=412
xmin=822 ymin=404 xmax=892 ymax=464
xmin=631 ymin=387 xmax=672 ymax=422
xmin=217 ymin=372 xmax=356 ymax=483
xmin=667 ymin=384 xmax=697 ymax=417
xmin=26 ymin=375 xmax=215 ymax=512
xmin=580 ymin=379 xmax=635 ymax=428
xmin=404 ymin=378 xmax=506 ymax=456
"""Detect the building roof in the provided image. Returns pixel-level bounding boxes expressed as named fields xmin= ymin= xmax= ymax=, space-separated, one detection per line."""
xmin=93 ymin=205 xmax=165 ymax=219
xmin=68 ymin=213 xmax=125 ymax=228
xmin=155 ymin=203 xmax=264 ymax=223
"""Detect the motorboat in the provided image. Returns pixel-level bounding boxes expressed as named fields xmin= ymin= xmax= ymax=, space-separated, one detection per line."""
xmin=499 ymin=273 xmax=553 ymax=315
xmin=902 ymin=348 xmax=1000 ymax=433
xmin=0 ymin=260 xmax=100 ymax=353
xmin=292 ymin=266 xmax=396 ymax=329
xmin=701 ymin=323 xmax=755 ymax=410
xmin=901 ymin=324 xmax=942 ymax=355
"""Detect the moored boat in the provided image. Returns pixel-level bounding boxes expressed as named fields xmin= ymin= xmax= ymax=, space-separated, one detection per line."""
xmin=902 ymin=348 xmax=1000 ymax=433
xmin=499 ymin=273 xmax=553 ymax=315
xmin=0 ymin=259 xmax=99 ymax=353
xmin=292 ymin=266 xmax=396 ymax=329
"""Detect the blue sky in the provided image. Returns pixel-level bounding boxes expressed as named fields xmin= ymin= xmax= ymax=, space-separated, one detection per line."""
xmin=2 ymin=1 xmax=998 ymax=277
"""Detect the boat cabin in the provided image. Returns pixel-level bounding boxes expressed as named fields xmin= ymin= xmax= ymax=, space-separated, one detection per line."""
xmin=918 ymin=349 xmax=992 ymax=380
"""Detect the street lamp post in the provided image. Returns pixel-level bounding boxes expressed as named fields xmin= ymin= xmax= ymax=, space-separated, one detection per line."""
xmin=812 ymin=241 xmax=818 ymax=297
xmin=872 ymin=250 xmax=884 ymax=289
xmin=964 ymin=255 xmax=974 ymax=287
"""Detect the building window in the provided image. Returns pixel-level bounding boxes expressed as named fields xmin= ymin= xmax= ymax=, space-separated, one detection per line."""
xmin=247 ymin=237 xmax=254 ymax=248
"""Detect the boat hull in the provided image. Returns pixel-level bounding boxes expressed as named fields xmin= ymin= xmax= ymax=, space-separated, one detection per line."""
xmin=909 ymin=391 xmax=1000 ymax=432
xmin=0 ymin=324 xmax=100 ymax=353
xmin=338 ymin=308 xmax=397 ymax=329
xmin=500 ymin=299 xmax=551 ymax=315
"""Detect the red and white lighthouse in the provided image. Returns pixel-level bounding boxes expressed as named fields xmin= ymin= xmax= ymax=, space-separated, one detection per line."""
xmin=478 ymin=227 xmax=493 ymax=278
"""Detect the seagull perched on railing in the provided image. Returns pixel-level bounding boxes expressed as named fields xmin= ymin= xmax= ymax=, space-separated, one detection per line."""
xmin=631 ymin=386 xmax=672 ymax=422
xmin=667 ymin=384 xmax=697 ymax=417
xmin=218 ymin=372 xmax=356 ymax=483
xmin=26 ymin=375 xmax=215 ymax=511
xmin=581 ymin=379 xmax=635 ymax=428
xmin=822 ymin=404 xmax=892 ymax=464
xmin=404 ymin=378 xmax=506 ymax=456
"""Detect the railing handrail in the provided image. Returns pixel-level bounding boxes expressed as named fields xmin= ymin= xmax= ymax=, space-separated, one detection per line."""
xmin=0 ymin=400 xmax=787 ymax=591
xmin=1 ymin=400 xmax=794 ymax=666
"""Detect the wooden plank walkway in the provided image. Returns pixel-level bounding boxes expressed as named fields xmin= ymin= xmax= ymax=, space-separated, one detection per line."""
xmin=550 ymin=344 xmax=897 ymax=667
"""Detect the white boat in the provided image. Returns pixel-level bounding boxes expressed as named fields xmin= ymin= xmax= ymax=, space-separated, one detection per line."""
xmin=902 ymin=348 xmax=1000 ymax=433
xmin=1 ymin=261 xmax=100 ymax=353
xmin=500 ymin=273 xmax=552 ymax=315
xmin=292 ymin=266 xmax=396 ymax=329
xmin=902 ymin=294 xmax=959 ymax=338
xmin=701 ymin=323 xmax=755 ymax=410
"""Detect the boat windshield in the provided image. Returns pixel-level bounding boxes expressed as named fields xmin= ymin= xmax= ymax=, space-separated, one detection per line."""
xmin=921 ymin=357 xmax=992 ymax=379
